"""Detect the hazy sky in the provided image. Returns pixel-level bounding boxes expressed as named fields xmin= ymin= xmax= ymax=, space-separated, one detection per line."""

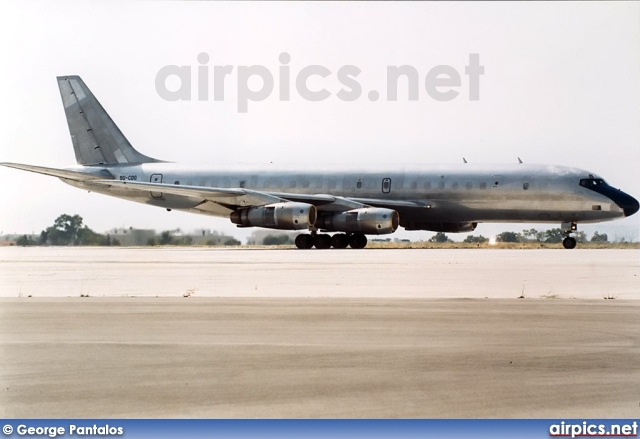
xmin=1 ymin=1 xmax=638 ymax=242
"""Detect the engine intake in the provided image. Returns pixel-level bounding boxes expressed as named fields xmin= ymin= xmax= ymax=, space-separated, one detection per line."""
xmin=317 ymin=208 xmax=399 ymax=235
xmin=230 ymin=202 xmax=317 ymax=230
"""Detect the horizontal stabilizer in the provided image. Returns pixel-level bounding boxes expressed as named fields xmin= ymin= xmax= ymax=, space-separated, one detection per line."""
xmin=0 ymin=162 xmax=114 ymax=181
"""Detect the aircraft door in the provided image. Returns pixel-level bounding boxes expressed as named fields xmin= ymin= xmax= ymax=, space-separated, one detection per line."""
xmin=150 ymin=173 xmax=163 ymax=198
xmin=382 ymin=178 xmax=391 ymax=194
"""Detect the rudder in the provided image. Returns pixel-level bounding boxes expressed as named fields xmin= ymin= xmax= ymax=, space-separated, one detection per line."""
xmin=57 ymin=76 xmax=160 ymax=165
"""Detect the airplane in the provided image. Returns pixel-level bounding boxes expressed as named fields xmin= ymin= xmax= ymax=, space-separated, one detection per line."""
xmin=2 ymin=76 xmax=638 ymax=249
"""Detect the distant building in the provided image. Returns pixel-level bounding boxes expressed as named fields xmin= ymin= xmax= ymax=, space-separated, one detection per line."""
xmin=189 ymin=229 xmax=238 ymax=245
xmin=107 ymin=227 xmax=156 ymax=246
xmin=247 ymin=229 xmax=296 ymax=245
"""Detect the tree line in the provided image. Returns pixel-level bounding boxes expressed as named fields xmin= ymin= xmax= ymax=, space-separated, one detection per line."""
xmin=14 ymin=214 xmax=241 ymax=247
xmin=457 ymin=228 xmax=608 ymax=244
xmin=16 ymin=214 xmax=119 ymax=246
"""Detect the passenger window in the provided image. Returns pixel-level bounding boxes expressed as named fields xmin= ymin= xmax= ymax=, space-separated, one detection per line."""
xmin=357 ymin=180 xmax=362 ymax=189
xmin=523 ymin=183 xmax=529 ymax=190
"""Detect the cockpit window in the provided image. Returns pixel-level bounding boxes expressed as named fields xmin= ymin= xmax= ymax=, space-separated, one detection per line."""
xmin=580 ymin=178 xmax=606 ymax=188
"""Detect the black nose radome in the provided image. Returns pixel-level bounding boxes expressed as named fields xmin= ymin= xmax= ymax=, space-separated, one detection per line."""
xmin=608 ymin=189 xmax=639 ymax=217
xmin=622 ymin=194 xmax=639 ymax=217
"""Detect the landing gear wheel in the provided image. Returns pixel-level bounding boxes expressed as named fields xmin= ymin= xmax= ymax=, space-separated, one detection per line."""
xmin=331 ymin=234 xmax=349 ymax=249
xmin=562 ymin=237 xmax=577 ymax=249
xmin=348 ymin=233 xmax=368 ymax=249
xmin=295 ymin=234 xmax=315 ymax=249
xmin=314 ymin=234 xmax=332 ymax=249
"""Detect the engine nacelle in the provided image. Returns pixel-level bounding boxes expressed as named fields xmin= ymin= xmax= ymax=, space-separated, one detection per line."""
xmin=230 ymin=202 xmax=317 ymax=230
xmin=403 ymin=221 xmax=477 ymax=233
xmin=317 ymin=208 xmax=399 ymax=235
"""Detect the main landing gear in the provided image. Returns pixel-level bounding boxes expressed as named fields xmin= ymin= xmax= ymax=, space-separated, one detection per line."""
xmin=561 ymin=221 xmax=578 ymax=249
xmin=294 ymin=233 xmax=368 ymax=249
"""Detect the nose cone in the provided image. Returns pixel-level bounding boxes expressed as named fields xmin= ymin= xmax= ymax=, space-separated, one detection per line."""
xmin=623 ymin=194 xmax=639 ymax=217
xmin=611 ymin=190 xmax=639 ymax=217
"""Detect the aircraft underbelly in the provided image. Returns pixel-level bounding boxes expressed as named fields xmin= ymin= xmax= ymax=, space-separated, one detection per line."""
xmin=397 ymin=198 xmax=621 ymax=224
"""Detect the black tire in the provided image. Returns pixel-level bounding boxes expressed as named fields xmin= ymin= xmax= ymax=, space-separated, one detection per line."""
xmin=314 ymin=234 xmax=332 ymax=249
xmin=331 ymin=234 xmax=349 ymax=249
xmin=349 ymin=233 xmax=368 ymax=249
xmin=295 ymin=234 xmax=314 ymax=249
xmin=562 ymin=237 xmax=577 ymax=249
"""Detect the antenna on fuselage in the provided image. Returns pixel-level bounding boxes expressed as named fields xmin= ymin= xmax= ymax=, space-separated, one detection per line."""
xmin=463 ymin=157 xmax=468 ymax=164
xmin=517 ymin=157 xmax=523 ymax=164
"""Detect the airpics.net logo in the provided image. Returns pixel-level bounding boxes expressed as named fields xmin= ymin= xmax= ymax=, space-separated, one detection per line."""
xmin=155 ymin=52 xmax=484 ymax=113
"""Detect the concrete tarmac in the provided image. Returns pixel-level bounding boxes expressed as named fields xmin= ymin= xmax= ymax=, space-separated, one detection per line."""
xmin=1 ymin=247 xmax=638 ymax=299
xmin=0 ymin=248 xmax=639 ymax=418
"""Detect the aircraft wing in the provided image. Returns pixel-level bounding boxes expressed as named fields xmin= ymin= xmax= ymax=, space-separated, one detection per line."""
xmin=93 ymin=180 xmax=284 ymax=207
xmin=93 ymin=179 xmax=375 ymax=211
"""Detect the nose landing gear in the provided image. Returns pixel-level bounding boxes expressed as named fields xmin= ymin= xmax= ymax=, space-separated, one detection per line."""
xmin=561 ymin=221 xmax=578 ymax=249
xmin=562 ymin=236 xmax=577 ymax=249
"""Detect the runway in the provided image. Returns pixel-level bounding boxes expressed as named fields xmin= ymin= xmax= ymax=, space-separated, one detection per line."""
xmin=0 ymin=247 xmax=638 ymax=299
xmin=0 ymin=248 xmax=639 ymax=418
xmin=1 ymin=298 xmax=639 ymax=418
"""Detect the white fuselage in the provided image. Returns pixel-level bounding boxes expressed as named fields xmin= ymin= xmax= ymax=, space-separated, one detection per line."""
xmin=64 ymin=162 xmax=628 ymax=228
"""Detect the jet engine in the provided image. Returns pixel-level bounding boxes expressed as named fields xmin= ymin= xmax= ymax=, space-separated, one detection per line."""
xmin=230 ymin=202 xmax=317 ymax=230
xmin=316 ymin=208 xmax=399 ymax=235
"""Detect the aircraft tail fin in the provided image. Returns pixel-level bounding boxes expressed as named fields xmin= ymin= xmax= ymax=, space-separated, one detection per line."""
xmin=57 ymin=76 xmax=161 ymax=165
